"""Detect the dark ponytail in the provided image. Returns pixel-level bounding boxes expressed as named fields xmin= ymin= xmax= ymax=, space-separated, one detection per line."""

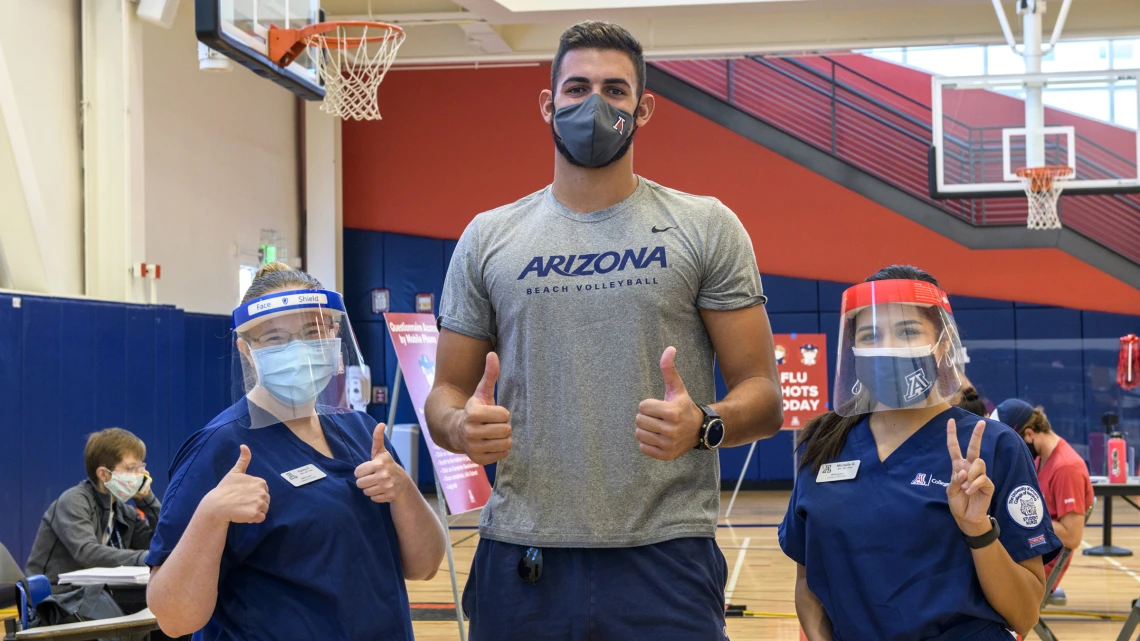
xmin=956 ymin=386 xmax=986 ymax=416
xmin=796 ymin=265 xmax=942 ymax=473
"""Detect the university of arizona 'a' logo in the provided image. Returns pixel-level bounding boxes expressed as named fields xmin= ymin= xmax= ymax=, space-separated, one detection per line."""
xmin=613 ymin=116 xmax=626 ymax=133
xmin=904 ymin=369 xmax=934 ymax=401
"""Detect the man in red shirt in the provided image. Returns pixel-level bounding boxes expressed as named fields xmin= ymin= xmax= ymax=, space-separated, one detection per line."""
xmin=995 ymin=398 xmax=1094 ymax=588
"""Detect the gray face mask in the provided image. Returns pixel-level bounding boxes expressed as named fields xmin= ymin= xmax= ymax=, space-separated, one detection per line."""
xmin=552 ymin=94 xmax=636 ymax=168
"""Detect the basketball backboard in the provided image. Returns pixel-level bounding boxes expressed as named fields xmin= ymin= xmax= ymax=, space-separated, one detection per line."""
xmin=931 ymin=69 xmax=1140 ymax=198
xmin=196 ymin=0 xmax=325 ymax=100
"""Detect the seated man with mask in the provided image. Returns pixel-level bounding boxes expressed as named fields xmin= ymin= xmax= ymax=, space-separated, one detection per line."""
xmin=993 ymin=399 xmax=1092 ymax=591
xmin=26 ymin=428 xmax=160 ymax=584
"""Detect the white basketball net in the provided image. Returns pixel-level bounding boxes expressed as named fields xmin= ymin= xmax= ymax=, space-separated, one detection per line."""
xmin=1019 ymin=166 xmax=1073 ymax=231
xmin=307 ymin=24 xmax=405 ymax=121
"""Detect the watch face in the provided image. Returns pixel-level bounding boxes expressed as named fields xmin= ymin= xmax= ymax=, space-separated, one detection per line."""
xmin=706 ymin=419 xmax=725 ymax=448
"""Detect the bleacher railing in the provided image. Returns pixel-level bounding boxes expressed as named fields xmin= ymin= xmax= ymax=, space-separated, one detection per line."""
xmin=654 ymin=56 xmax=1140 ymax=263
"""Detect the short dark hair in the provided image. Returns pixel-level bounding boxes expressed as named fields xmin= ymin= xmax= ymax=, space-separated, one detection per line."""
xmin=551 ymin=21 xmax=646 ymax=96
xmin=85 ymin=428 xmax=146 ymax=483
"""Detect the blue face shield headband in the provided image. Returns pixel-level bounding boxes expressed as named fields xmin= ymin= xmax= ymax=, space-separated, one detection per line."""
xmin=232 ymin=289 xmax=356 ymax=422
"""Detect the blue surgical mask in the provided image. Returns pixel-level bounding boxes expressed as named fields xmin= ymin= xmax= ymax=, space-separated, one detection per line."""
xmin=252 ymin=338 xmax=341 ymax=406
xmin=853 ymin=345 xmax=938 ymax=409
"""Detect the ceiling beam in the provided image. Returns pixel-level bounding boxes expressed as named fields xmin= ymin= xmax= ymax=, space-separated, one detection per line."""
xmin=336 ymin=0 xmax=1140 ymax=65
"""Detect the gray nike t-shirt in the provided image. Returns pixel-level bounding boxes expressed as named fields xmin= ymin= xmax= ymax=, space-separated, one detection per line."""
xmin=440 ymin=177 xmax=765 ymax=547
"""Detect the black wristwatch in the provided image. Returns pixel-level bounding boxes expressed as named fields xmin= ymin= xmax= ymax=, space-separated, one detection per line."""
xmin=695 ymin=405 xmax=725 ymax=450
xmin=962 ymin=516 xmax=1000 ymax=549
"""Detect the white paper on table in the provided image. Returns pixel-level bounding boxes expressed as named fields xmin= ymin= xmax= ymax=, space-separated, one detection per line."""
xmin=57 ymin=566 xmax=150 ymax=585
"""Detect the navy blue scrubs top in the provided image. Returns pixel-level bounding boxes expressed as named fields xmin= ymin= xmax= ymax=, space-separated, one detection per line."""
xmin=147 ymin=398 xmax=414 ymax=641
xmin=779 ymin=407 xmax=1062 ymax=641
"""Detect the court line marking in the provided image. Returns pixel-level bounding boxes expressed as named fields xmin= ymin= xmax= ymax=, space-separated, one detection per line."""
xmin=725 ymin=536 xmax=751 ymax=602
xmin=1081 ymin=540 xmax=1140 ymax=585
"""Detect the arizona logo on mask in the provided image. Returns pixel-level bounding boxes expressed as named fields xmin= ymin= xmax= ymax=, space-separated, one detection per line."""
xmin=613 ymin=116 xmax=625 ymax=133
xmin=904 ymin=369 xmax=934 ymax=402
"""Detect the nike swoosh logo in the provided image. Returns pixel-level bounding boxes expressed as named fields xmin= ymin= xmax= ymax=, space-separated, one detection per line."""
xmin=651 ymin=226 xmax=675 ymax=233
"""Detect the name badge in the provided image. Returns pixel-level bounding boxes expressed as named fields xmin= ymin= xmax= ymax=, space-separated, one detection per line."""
xmin=816 ymin=460 xmax=860 ymax=483
xmin=281 ymin=464 xmax=327 ymax=487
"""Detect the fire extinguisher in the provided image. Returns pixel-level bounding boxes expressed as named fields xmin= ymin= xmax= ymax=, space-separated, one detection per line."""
xmin=1106 ymin=413 xmax=1128 ymax=483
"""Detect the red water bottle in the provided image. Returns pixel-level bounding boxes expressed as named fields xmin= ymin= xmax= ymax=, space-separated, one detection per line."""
xmin=1108 ymin=431 xmax=1127 ymax=484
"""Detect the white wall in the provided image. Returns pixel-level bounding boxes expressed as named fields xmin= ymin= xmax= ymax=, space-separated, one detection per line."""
xmin=304 ymin=101 xmax=341 ymax=294
xmin=0 ymin=0 xmax=84 ymax=295
xmin=142 ymin=0 xmax=299 ymax=315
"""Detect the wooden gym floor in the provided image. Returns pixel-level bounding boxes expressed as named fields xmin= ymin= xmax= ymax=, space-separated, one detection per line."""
xmin=408 ymin=490 xmax=1140 ymax=641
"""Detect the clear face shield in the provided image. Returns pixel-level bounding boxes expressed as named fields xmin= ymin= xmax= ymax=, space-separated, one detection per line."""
xmin=231 ymin=289 xmax=370 ymax=429
xmin=833 ymin=280 xmax=965 ymax=417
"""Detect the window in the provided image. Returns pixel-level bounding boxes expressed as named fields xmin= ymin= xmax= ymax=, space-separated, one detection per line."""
xmin=1113 ymin=40 xmax=1137 ymax=68
xmin=1116 ymin=87 xmax=1138 ymax=129
xmin=1043 ymin=41 xmax=1111 ymax=73
xmin=1044 ymin=89 xmax=1112 ymax=123
xmin=906 ymin=46 xmax=986 ymax=76
xmin=987 ymin=45 xmax=1026 ymax=75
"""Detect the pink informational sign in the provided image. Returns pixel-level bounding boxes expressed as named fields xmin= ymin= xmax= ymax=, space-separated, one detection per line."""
xmin=384 ymin=313 xmax=492 ymax=513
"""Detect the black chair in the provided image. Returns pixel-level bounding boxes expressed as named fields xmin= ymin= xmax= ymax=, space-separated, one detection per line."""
xmin=1034 ymin=503 xmax=1095 ymax=641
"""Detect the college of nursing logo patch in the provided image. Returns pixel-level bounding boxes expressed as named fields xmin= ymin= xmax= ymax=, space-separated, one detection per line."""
xmin=911 ymin=473 xmax=930 ymax=486
xmin=1007 ymin=484 xmax=1045 ymax=529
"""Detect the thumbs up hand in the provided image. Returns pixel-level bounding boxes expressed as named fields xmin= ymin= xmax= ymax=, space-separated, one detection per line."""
xmin=355 ymin=423 xmax=411 ymax=504
xmin=636 ymin=347 xmax=704 ymax=461
xmin=203 ymin=445 xmax=270 ymax=524
xmin=458 ymin=352 xmax=513 ymax=465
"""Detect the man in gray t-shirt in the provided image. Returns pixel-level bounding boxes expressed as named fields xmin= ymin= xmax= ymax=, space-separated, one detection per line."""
xmin=426 ymin=21 xmax=783 ymax=640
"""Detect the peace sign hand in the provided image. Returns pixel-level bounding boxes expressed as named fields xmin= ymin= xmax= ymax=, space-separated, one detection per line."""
xmin=946 ymin=419 xmax=996 ymax=537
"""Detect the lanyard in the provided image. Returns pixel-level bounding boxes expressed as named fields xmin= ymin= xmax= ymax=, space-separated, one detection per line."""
xmin=102 ymin=500 xmax=124 ymax=549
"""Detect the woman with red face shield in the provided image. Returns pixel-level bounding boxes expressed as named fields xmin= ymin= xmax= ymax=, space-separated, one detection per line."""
xmin=779 ymin=264 xmax=1062 ymax=641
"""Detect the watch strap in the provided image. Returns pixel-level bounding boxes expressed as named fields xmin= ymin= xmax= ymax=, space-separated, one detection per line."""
xmin=696 ymin=405 xmax=716 ymax=450
xmin=962 ymin=516 xmax=1000 ymax=549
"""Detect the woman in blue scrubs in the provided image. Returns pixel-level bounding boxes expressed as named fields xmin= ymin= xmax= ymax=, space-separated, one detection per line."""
xmin=145 ymin=263 xmax=447 ymax=640
xmin=779 ymin=265 xmax=1061 ymax=641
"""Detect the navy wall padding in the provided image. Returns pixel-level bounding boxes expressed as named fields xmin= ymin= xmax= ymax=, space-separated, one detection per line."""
xmin=817 ymin=280 xmax=851 ymax=313
xmin=768 ymin=313 xmax=821 ymax=335
xmin=0 ymin=296 xmax=24 ymax=558
xmin=763 ymin=275 xmax=818 ymax=314
xmin=950 ymin=294 xmax=1013 ymax=310
xmin=1015 ymin=308 xmax=1086 ymax=445
xmin=0 ymin=293 xmax=232 ymax=566
xmin=443 ymin=240 xmax=458 ymax=278
xmin=1082 ymin=312 xmax=1140 ymax=442
xmin=342 ymin=228 xmax=386 ymax=322
xmin=955 ymin=309 xmax=1018 ymax=406
xmin=342 ymin=229 xmax=1140 ymax=485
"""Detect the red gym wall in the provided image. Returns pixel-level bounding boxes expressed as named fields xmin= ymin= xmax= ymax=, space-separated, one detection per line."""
xmin=343 ymin=65 xmax=1140 ymax=315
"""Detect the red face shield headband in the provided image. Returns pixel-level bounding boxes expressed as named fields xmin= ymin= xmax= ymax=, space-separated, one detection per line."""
xmin=841 ymin=279 xmax=953 ymax=317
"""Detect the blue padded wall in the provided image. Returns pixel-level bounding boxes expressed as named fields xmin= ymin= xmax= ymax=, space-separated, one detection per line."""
xmin=0 ymin=293 xmax=232 ymax=566
xmin=1016 ymin=308 xmax=1085 ymax=445
xmin=955 ymin=308 xmax=1018 ymax=406
xmin=1082 ymin=312 xmax=1140 ymax=444
xmin=343 ymin=229 xmax=1140 ymax=485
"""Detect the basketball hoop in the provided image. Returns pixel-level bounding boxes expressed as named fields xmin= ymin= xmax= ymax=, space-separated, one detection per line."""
xmin=269 ymin=21 xmax=405 ymax=121
xmin=1016 ymin=166 xmax=1073 ymax=230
